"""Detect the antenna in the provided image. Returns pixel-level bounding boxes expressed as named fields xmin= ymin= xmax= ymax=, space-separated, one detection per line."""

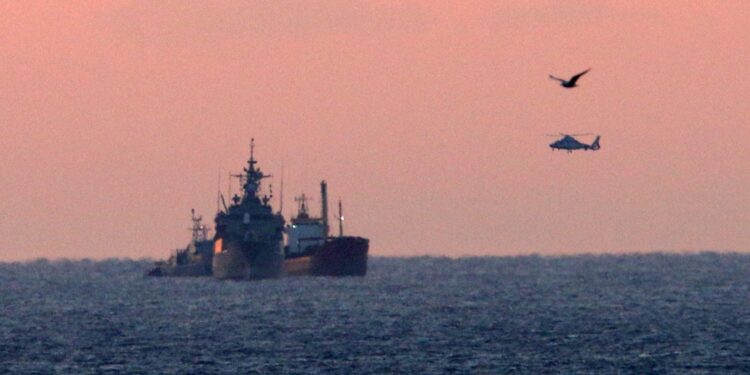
xmin=216 ymin=169 xmax=221 ymax=213
xmin=320 ymin=180 xmax=329 ymax=237
xmin=295 ymin=193 xmax=311 ymax=216
xmin=230 ymin=173 xmax=245 ymax=197
xmin=264 ymin=183 xmax=273 ymax=205
xmin=220 ymin=194 xmax=228 ymax=212
xmin=227 ymin=172 xmax=232 ymax=202
xmin=338 ymin=198 xmax=344 ymax=237
xmin=250 ymin=138 xmax=255 ymax=163
xmin=279 ymin=163 xmax=284 ymax=215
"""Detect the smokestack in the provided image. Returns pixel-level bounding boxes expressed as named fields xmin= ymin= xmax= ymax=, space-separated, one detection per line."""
xmin=320 ymin=180 xmax=329 ymax=237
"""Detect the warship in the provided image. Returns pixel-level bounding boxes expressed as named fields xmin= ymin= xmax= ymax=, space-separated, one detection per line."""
xmin=212 ymin=139 xmax=285 ymax=280
xmin=146 ymin=209 xmax=214 ymax=277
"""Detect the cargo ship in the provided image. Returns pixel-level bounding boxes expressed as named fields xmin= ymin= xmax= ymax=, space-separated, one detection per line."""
xmin=284 ymin=181 xmax=368 ymax=277
xmin=146 ymin=209 xmax=214 ymax=277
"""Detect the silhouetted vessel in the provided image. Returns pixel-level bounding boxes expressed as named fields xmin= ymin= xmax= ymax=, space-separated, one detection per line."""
xmin=283 ymin=181 xmax=368 ymax=277
xmin=146 ymin=210 xmax=214 ymax=277
xmin=212 ymin=139 xmax=285 ymax=280
xmin=147 ymin=139 xmax=368 ymax=279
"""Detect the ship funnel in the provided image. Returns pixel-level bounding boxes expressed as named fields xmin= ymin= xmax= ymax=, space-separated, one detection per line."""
xmin=321 ymin=180 xmax=329 ymax=237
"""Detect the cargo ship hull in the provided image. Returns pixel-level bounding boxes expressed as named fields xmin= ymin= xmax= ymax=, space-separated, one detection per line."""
xmin=284 ymin=236 xmax=368 ymax=277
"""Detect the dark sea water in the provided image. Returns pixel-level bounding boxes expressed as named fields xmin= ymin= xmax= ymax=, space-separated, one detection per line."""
xmin=2 ymin=253 xmax=750 ymax=374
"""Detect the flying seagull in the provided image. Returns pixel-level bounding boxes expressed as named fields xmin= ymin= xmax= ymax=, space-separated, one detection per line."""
xmin=549 ymin=68 xmax=590 ymax=88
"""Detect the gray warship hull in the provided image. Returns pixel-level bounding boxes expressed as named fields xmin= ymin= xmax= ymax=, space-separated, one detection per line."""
xmin=212 ymin=240 xmax=284 ymax=280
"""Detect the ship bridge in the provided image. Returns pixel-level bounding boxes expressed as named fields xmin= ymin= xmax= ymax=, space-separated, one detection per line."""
xmin=286 ymin=192 xmax=326 ymax=257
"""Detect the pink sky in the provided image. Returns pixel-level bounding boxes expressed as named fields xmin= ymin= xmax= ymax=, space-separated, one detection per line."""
xmin=1 ymin=1 xmax=748 ymax=260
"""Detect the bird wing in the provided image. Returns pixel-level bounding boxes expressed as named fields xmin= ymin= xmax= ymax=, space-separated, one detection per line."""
xmin=568 ymin=69 xmax=590 ymax=84
xmin=549 ymin=75 xmax=565 ymax=83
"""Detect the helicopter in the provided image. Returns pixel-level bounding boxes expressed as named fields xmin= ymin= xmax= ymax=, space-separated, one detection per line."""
xmin=548 ymin=133 xmax=601 ymax=153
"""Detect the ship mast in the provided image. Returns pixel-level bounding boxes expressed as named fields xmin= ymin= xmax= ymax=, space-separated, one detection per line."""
xmin=338 ymin=198 xmax=344 ymax=237
xmin=278 ymin=164 xmax=284 ymax=215
xmin=320 ymin=180 xmax=329 ymax=237
xmin=242 ymin=138 xmax=271 ymax=202
xmin=216 ymin=169 xmax=221 ymax=213
xmin=190 ymin=209 xmax=209 ymax=242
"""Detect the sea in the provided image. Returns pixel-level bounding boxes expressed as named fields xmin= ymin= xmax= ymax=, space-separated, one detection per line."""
xmin=1 ymin=253 xmax=750 ymax=374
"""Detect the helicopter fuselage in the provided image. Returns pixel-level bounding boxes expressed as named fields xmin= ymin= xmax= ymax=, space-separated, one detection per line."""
xmin=550 ymin=135 xmax=600 ymax=153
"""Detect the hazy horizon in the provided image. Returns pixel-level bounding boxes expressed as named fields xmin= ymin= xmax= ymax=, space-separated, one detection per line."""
xmin=1 ymin=2 xmax=748 ymax=261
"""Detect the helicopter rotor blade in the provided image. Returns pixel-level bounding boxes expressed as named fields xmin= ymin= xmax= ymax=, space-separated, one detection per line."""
xmin=546 ymin=132 xmax=593 ymax=137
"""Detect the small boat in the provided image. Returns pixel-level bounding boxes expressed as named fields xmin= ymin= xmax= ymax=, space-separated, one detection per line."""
xmin=146 ymin=209 xmax=214 ymax=277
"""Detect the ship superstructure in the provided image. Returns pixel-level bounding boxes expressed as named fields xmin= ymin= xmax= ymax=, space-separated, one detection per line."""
xmin=286 ymin=193 xmax=326 ymax=258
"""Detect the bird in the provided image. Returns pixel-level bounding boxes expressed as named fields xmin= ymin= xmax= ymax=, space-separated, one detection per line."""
xmin=549 ymin=68 xmax=590 ymax=88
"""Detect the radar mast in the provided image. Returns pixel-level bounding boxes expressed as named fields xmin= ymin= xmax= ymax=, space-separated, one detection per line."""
xmin=190 ymin=208 xmax=210 ymax=242
xmin=242 ymin=138 xmax=271 ymax=202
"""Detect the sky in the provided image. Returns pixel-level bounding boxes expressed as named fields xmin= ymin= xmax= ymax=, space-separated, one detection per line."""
xmin=1 ymin=1 xmax=748 ymax=261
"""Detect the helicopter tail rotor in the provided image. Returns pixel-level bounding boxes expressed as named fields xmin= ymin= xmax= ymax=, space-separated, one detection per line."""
xmin=590 ymin=135 xmax=601 ymax=150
